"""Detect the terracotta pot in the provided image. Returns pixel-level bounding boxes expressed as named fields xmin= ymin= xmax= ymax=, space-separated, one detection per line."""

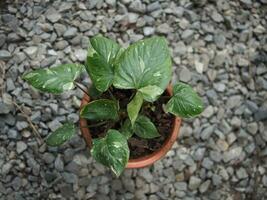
xmin=79 ymin=85 xmax=182 ymax=169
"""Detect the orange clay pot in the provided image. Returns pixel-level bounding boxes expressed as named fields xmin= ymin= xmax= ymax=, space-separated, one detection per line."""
xmin=79 ymin=85 xmax=182 ymax=169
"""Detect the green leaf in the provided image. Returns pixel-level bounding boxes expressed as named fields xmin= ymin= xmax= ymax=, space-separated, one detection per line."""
xmin=138 ymin=85 xmax=163 ymax=102
xmin=113 ymin=36 xmax=172 ymax=101
xmin=22 ymin=64 xmax=84 ymax=94
xmin=86 ymin=36 xmax=122 ymax=92
xmin=127 ymin=92 xmax=143 ymax=125
xmin=91 ymin=129 xmax=129 ymax=177
xmin=88 ymin=84 xmax=102 ymax=99
xmin=134 ymin=115 xmax=160 ymax=139
xmin=120 ymin=119 xmax=134 ymax=139
xmin=80 ymin=99 xmax=119 ymax=121
xmin=165 ymin=82 xmax=204 ymax=118
xmin=46 ymin=122 xmax=76 ymax=146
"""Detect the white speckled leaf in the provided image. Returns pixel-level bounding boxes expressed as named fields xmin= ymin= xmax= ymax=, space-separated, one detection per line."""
xmin=46 ymin=122 xmax=76 ymax=146
xmin=86 ymin=36 xmax=122 ymax=92
xmin=138 ymin=85 xmax=163 ymax=102
xmin=80 ymin=99 xmax=119 ymax=121
xmin=91 ymin=129 xmax=129 ymax=177
xmin=127 ymin=92 xmax=143 ymax=125
xmin=134 ymin=115 xmax=160 ymax=139
xmin=166 ymin=82 xmax=204 ymax=118
xmin=22 ymin=64 xmax=84 ymax=94
xmin=113 ymin=36 xmax=172 ymax=101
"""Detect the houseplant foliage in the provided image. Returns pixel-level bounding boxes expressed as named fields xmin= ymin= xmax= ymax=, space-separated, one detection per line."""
xmin=23 ymin=36 xmax=204 ymax=176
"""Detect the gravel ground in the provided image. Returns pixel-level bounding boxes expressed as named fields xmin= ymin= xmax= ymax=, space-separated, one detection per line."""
xmin=0 ymin=0 xmax=267 ymax=199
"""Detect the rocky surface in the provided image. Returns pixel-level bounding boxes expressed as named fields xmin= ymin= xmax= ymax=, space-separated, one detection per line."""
xmin=0 ymin=0 xmax=267 ymax=199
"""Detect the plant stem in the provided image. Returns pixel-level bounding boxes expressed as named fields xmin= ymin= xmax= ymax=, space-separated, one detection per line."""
xmin=108 ymin=88 xmax=116 ymax=101
xmin=82 ymin=121 xmax=108 ymax=128
xmin=74 ymin=82 xmax=90 ymax=97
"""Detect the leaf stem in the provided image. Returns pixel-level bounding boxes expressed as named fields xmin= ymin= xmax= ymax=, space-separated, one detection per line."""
xmin=74 ymin=82 xmax=90 ymax=97
xmin=82 ymin=121 xmax=108 ymax=128
xmin=108 ymin=88 xmax=116 ymax=101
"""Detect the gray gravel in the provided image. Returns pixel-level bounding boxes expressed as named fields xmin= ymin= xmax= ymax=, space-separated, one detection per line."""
xmin=0 ymin=0 xmax=267 ymax=199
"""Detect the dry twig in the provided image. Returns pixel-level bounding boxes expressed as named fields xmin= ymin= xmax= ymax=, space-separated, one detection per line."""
xmin=12 ymin=101 xmax=44 ymax=145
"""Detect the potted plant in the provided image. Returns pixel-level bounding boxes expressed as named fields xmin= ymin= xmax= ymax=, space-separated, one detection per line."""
xmin=23 ymin=36 xmax=203 ymax=176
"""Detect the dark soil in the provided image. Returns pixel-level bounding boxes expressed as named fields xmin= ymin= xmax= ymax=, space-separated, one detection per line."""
xmin=88 ymin=87 xmax=174 ymax=159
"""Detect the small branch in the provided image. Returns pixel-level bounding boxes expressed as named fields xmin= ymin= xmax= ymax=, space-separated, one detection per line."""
xmin=12 ymin=101 xmax=44 ymax=145
xmin=74 ymin=81 xmax=90 ymax=97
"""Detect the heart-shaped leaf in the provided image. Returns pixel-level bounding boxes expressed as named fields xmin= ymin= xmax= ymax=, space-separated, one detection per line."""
xmin=127 ymin=92 xmax=143 ymax=125
xmin=165 ymin=82 xmax=204 ymax=118
xmin=22 ymin=64 xmax=84 ymax=94
xmin=113 ymin=36 xmax=172 ymax=101
xmin=120 ymin=119 xmax=134 ymax=139
xmin=46 ymin=122 xmax=76 ymax=146
xmin=80 ymin=99 xmax=119 ymax=121
xmin=134 ymin=115 xmax=160 ymax=139
xmin=86 ymin=36 xmax=122 ymax=92
xmin=91 ymin=129 xmax=129 ymax=177
xmin=138 ymin=85 xmax=163 ymax=102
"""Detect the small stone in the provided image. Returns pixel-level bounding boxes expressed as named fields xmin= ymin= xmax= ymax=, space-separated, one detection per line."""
xmin=247 ymin=122 xmax=258 ymax=135
xmin=128 ymin=13 xmax=139 ymax=23
xmin=194 ymin=148 xmax=206 ymax=161
xmin=231 ymin=117 xmax=241 ymax=128
xmin=147 ymin=2 xmax=161 ymax=12
xmin=176 ymin=173 xmax=185 ymax=181
xmin=214 ymin=34 xmax=226 ymax=49
xmin=189 ymin=176 xmax=202 ymax=190
xmin=214 ymin=83 xmax=225 ymax=92
xmin=223 ymin=147 xmax=242 ymax=162
xmin=67 ymin=113 xmax=79 ymax=123
xmin=55 ymin=155 xmax=64 ymax=171
xmin=41 ymin=56 xmax=57 ymax=67
xmin=24 ymin=46 xmax=38 ymax=59
xmin=74 ymin=49 xmax=87 ymax=62
xmin=240 ymin=0 xmax=252 ymax=5
xmin=63 ymin=28 xmax=78 ymax=39
xmin=181 ymin=29 xmax=194 ymax=40
xmin=254 ymin=109 xmax=267 ymax=121
xmin=226 ymin=95 xmax=242 ymax=109
xmin=11 ymin=177 xmax=22 ymax=191
xmin=195 ymin=60 xmax=204 ymax=74
xmin=0 ymin=102 xmax=11 ymax=114
xmin=156 ymin=23 xmax=173 ymax=34
xmin=48 ymin=119 xmax=62 ymax=131
xmin=2 ymin=162 xmax=12 ymax=174
xmin=211 ymin=11 xmax=224 ymax=22
xmin=0 ymin=34 xmax=6 ymax=47
xmin=16 ymin=121 xmax=28 ymax=131
xmin=201 ymin=126 xmax=214 ymax=140
xmin=143 ymin=27 xmax=155 ymax=36
xmin=55 ymin=40 xmax=68 ymax=50
xmin=129 ymin=0 xmax=146 ymax=13
xmin=236 ymin=168 xmax=248 ymax=179
xmin=237 ymin=57 xmax=249 ymax=66
xmin=16 ymin=141 xmax=27 ymax=154
xmin=199 ymin=180 xmax=210 ymax=193
xmin=227 ymin=133 xmax=237 ymax=145
xmin=7 ymin=129 xmax=19 ymax=139
xmin=262 ymin=175 xmax=267 ymax=186
xmin=179 ymin=67 xmax=191 ymax=82
xmin=54 ymin=23 xmax=67 ymax=36
xmin=46 ymin=8 xmax=61 ymax=23
xmin=202 ymin=106 xmax=214 ymax=118
xmin=0 ymin=50 xmax=11 ymax=60
xmin=43 ymin=152 xmax=55 ymax=164
xmin=174 ymin=182 xmax=187 ymax=191
xmin=216 ymin=139 xmax=229 ymax=151
xmin=210 ymin=151 xmax=222 ymax=162
xmin=212 ymin=174 xmax=222 ymax=186
xmin=201 ymin=158 xmax=213 ymax=169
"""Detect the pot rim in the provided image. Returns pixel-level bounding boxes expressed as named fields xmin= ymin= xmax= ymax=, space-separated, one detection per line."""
xmin=79 ymin=85 xmax=181 ymax=169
